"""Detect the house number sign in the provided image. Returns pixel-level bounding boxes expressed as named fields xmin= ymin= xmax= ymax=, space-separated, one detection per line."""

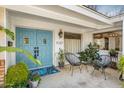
xmin=56 ymin=41 xmax=63 ymax=45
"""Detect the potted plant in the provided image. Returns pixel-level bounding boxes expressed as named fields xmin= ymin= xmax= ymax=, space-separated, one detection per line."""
xmin=79 ymin=43 xmax=100 ymax=70
xmin=109 ymin=49 xmax=118 ymax=57
xmin=118 ymin=56 xmax=124 ymax=81
xmin=78 ymin=51 xmax=88 ymax=62
xmin=84 ymin=43 xmax=100 ymax=63
xmin=58 ymin=48 xmax=65 ymax=68
xmin=30 ymin=73 xmax=41 ymax=88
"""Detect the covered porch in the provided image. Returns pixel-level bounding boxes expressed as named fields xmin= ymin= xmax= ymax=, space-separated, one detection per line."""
xmin=0 ymin=5 xmax=124 ymax=88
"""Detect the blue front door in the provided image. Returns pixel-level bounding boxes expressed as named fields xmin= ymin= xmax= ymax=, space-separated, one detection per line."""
xmin=16 ymin=27 xmax=53 ymax=69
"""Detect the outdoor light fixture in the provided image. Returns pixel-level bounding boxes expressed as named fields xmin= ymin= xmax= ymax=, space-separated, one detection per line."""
xmin=8 ymin=41 xmax=13 ymax=47
xmin=58 ymin=29 xmax=63 ymax=38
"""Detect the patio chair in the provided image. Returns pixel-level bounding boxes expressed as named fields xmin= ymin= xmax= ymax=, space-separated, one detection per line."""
xmin=91 ymin=55 xmax=111 ymax=80
xmin=65 ymin=53 xmax=82 ymax=76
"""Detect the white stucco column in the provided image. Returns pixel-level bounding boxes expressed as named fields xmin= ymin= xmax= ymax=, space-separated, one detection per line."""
xmin=122 ymin=19 xmax=124 ymax=55
xmin=83 ymin=32 xmax=93 ymax=50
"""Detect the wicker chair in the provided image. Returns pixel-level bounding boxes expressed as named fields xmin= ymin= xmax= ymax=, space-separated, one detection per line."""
xmin=91 ymin=55 xmax=111 ymax=80
xmin=65 ymin=53 xmax=82 ymax=76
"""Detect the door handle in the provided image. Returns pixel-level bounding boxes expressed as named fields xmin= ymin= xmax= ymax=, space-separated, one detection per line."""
xmin=33 ymin=47 xmax=39 ymax=58
xmin=34 ymin=47 xmax=37 ymax=59
xmin=37 ymin=50 xmax=39 ymax=56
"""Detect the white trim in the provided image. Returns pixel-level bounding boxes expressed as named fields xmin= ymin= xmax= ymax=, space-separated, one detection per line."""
xmin=79 ymin=5 xmax=110 ymax=19
xmin=110 ymin=14 xmax=124 ymax=22
xmin=3 ymin=5 xmax=105 ymax=29
xmin=29 ymin=65 xmax=53 ymax=70
xmin=122 ymin=20 xmax=124 ymax=55
xmin=60 ymin=5 xmax=112 ymax=25
xmin=92 ymin=27 xmax=122 ymax=33
xmin=15 ymin=25 xmax=55 ymax=32
xmin=3 ymin=8 xmax=7 ymax=73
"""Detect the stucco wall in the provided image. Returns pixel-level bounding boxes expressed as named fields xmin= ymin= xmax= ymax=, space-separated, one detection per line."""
xmin=6 ymin=11 xmax=88 ymax=68
xmin=0 ymin=7 xmax=6 ymax=59
xmin=0 ymin=7 xmax=9 ymax=73
xmin=82 ymin=32 xmax=93 ymax=50
xmin=109 ymin=37 xmax=116 ymax=49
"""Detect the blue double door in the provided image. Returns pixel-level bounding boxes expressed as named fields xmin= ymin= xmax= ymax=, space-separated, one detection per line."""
xmin=16 ymin=27 xmax=53 ymax=69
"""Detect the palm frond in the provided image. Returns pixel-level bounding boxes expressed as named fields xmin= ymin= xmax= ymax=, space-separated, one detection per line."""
xmin=0 ymin=46 xmax=42 ymax=65
xmin=0 ymin=26 xmax=14 ymax=40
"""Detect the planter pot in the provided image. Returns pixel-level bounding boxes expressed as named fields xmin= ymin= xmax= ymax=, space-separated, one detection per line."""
xmin=122 ymin=74 xmax=124 ymax=80
xmin=119 ymin=72 xmax=124 ymax=81
xmin=31 ymin=80 xmax=39 ymax=88
xmin=58 ymin=62 xmax=64 ymax=68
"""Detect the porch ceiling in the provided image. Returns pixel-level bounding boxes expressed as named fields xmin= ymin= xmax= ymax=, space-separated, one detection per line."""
xmin=7 ymin=9 xmax=94 ymax=31
xmin=1 ymin=5 xmax=110 ymax=30
xmin=2 ymin=5 xmax=123 ymax=31
xmin=36 ymin=5 xmax=111 ymax=25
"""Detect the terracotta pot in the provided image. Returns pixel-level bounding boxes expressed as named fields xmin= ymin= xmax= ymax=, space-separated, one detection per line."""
xmin=58 ymin=62 xmax=64 ymax=68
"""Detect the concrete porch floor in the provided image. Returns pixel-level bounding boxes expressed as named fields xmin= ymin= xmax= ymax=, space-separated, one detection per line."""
xmin=38 ymin=65 xmax=122 ymax=88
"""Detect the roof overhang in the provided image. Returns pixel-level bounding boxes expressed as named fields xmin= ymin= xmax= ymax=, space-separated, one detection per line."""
xmin=59 ymin=5 xmax=112 ymax=25
xmin=2 ymin=5 xmax=124 ymax=31
xmin=110 ymin=14 xmax=124 ymax=23
xmin=2 ymin=5 xmax=104 ymax=29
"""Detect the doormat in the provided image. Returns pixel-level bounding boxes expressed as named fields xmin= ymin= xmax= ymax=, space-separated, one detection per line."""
xmin=31 ymin=66 xmax=60 ymax=76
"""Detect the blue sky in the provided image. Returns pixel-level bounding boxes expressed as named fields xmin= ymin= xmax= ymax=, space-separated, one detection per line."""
xmin=90 ymin=5 xmax=124 ymax=17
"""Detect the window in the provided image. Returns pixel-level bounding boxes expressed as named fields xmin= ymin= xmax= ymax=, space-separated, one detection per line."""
xmin=43 ymin=38 xmax=47 ymax=44
xmin=24 ymin=37 xmax=29 ymax=44
xmin=93 ymin=31 xmax=122 ymax=51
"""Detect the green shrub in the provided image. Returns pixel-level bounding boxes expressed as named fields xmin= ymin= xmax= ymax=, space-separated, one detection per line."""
xmin=78 ymin=51 xmax=88 ymax=61
xmin=79 ymin=43 xmax=100 ymax=63
xmin=118 ymin=56 xmax=124 ymax=72
xmin=5 ymin=62 xmax=29 ymax=88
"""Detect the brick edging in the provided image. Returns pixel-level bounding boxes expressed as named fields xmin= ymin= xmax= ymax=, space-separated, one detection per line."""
xmin=0 ymin=60 xmax=5 ymax=88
